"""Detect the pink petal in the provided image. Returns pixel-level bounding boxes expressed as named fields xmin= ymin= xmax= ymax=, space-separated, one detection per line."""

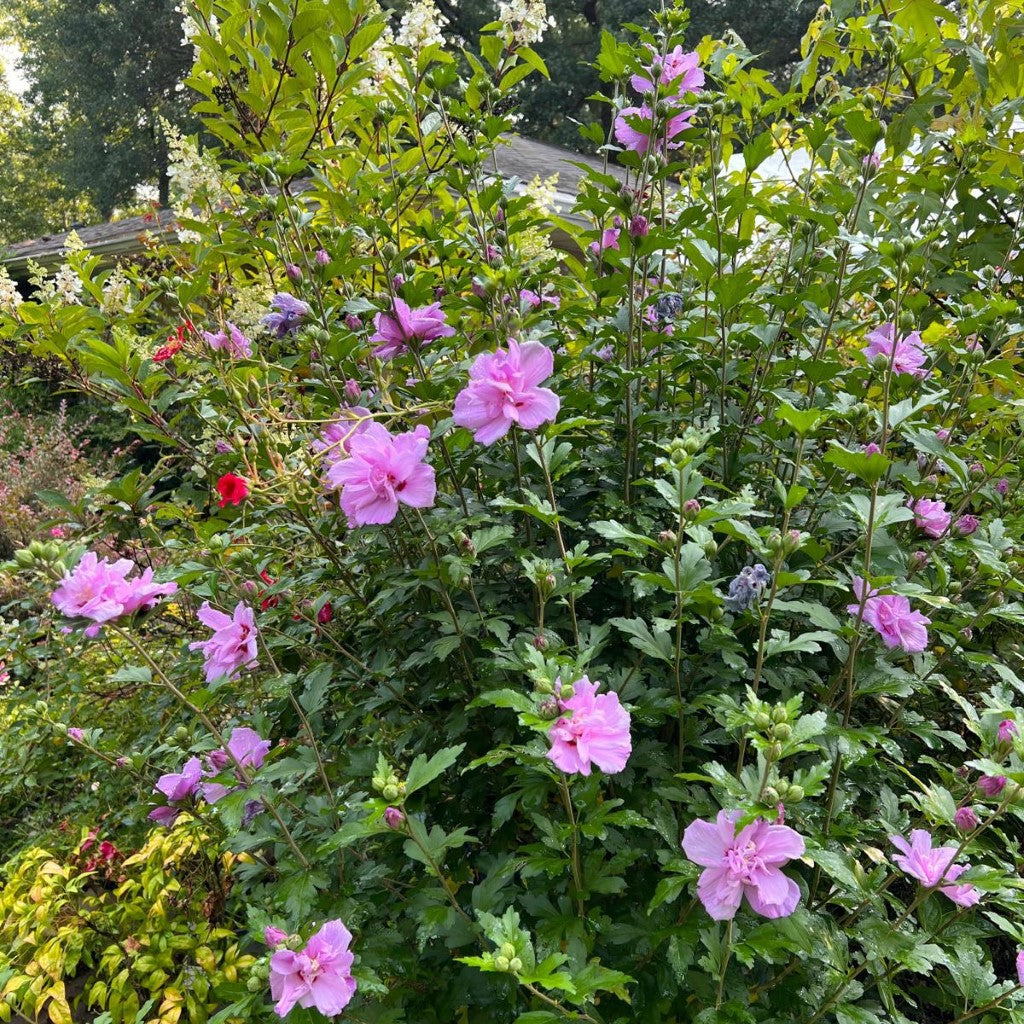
xmin=682 ymin=818 xmax=727 ymax=867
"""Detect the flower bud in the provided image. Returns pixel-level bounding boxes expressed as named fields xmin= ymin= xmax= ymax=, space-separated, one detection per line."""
xmin=769 ymin=742 xmax=783 ymax=760
xmin=658 ymin=529 xmax=677 ymax=546
xmin=532 ymin=634 xmax=548 ymax=651
xmin=494 ymin=956 xmax=511 ymax=972
xmin=977 ymin=774 xmax=1006 ymax=796
xmin=772 ymin=723 xmax=792 ymax=741
xmin=787 ymin=785 xmax=804 ymax=802
xmin=683 ymin=499 xmax=701 ymax=521
xmin=953 ymin=806 xmax=979 ymax=831
xmin=997 ymin=719 xmax=1018 ymax=743
xmin=499 ymin=943 xmax=517 ymax=960
xmin=538 ymin=698 xmax=559 ymax=718
xmin=371 ymin=775 xmax=386 ymax=792
xmin=384 ymin=807 xmax=406 ymax=829
xmin=286 ymin=263 xmax=302 ymax=282
xmin=753 ymin=712 xmax=772 ymax=730
xmin=315 ymin=249 xmax=330 ymax=265
xmin=382 ymin=784 xmax=399 ymax=801
xmin=771 ymin=706 xmax=788 ymax=724
xmin=908 ymin=550 xmax=929 ymax=571
xmin=508 ymin=957 xmax=523 ymax=973
xmin=558 ymin=684 xmax=574 ymax=701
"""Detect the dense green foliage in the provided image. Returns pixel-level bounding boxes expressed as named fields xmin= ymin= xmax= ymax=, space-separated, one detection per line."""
xmin=1 ymin=0 xmax=1023 ymax=1023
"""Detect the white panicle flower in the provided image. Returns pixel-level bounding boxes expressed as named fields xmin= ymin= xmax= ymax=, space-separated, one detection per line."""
xmin=53 ymin=264 xmax=83 ymax=306
xmin=396 ymin=0 xmax=448 ymax=54
xmin=357 ymin=24 xmax=399 ymax=95
xmin=524 ymin=173 xmax=560 ymax=215
xmin=229 ymin=281 xmax=275 ymax=335
xmin=101 ymin=266 xmax=132 ymax=315
xmin=161 ymin=117 xmax=230 ymax=243
xmin=0 ymin=267 xmax=23 ymax=312
xmin=497 ymin=0 xmax=554 ymax=45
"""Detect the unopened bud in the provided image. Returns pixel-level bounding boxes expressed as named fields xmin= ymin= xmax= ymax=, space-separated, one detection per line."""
xmin=659 ymin=530 xmax=677 ymax=546
xmin=753 ymin=712 xmax=772 ymax=730
xmin=499 ymin=943 xmax=516 ymax=960
xmin=382 ymin=784 xmax=399 ymax=801
xmin=787 ymin=785 xmax=805 ymax=802
xmin=532 ymin=634 xmax=548 ymax=651
xmin=494 ymin=956 xmax=511 ymax=972
xmin=771 ymin=706 xmax=788 ymax=724
xmin=683 ymin=499 xmax=701 ymax=521
xmin=508 ymin=957 xmax=523 ymax=973
xmin=773 ymin=723 xmax=792 ymax=741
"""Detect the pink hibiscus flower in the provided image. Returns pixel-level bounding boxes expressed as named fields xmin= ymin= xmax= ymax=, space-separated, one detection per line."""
xmin=325 ymin=422 xmax=436 ymax=526
xmin=270 ymin=919 xmax=357 ymax=1018
xmin=189 ymin=601 xmax=259 ymax=682
xmin=202 ymin=322 xmax=253 ymax=358
xmin=546 ymin=677 xmax=631 ymax=776
xmin=848 ymin=577 xmax=930 ymax=653
xmin=863 ymin=323 xmax=928 ymax=378
xmin=631 ymin=45 xmax=704 ymax=96
xmin=890 ymin=830 xmax=980 ymax=907
xmin=682 ymin=809 xmax=805 ymax=920
xmin=369 ymin=298 xmax=454 ymax=359
xmin=910 ymin=498 xmax=951 ymax=539
xmin=614 ymin=104 xmax=695 ymax=154
xmin=311 ymin=407 xmax=373 ymax=464
xmin=154 ymin=756 xmax=203 ymax=803
xmin=51 ymin=551 xmax=177 ymax=637
xmin=452 ymin=340 xmax=560 ymax=445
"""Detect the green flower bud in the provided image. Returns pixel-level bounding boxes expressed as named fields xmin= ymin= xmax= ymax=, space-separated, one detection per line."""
xmin=508 ymin=957 xmax=523 ymax=973
xmin=770 ymin=741 xmax=783 ymax=760
xmin=14 ymin=549 xmax=34 ymax=567
xmin=382 ymin=784 xmax=399 ymax=801
xmin=788 ymin=784 xmax=805 ymax=802
xmin=494 ymin=955 xmax=511 ymax=972
xmin=246 ymin=976 xmax=263 ymax=993
xmin=773 ymin=723 xmax=793 ymax=741
xmin=771 ymin=706 xmax=788 ymax=724
xmin=763 ymin=786 xmax=780 ymax=803
xmin=34 ymin=700 xmax=48 ymax=716
xmin=753 ymin=712 xmax=772 ymax=730
xmin=174 ymin=725 xmax=190 ymax=744
xmin=499 ymin=943 xmax=517 ymax=960
xmin=371 ymin=776 xmax=386 ymax=792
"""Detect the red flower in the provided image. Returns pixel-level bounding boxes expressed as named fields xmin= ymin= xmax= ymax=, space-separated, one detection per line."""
xmin=317 ymin=601 xmax=334 ymax=625
xmin=259 ymin=569 xmax=279 ymax=610
xmin=216 ymin=473 xmax=249 ymax=507
xmin=153 ymin=324 xmax=190 ymax=362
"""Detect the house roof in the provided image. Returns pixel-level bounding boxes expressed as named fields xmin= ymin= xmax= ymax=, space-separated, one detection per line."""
xmin=0 ymin=136 xmax=624 ymax=278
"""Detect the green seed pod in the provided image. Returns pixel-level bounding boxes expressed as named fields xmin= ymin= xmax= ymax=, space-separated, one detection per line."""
xmin=508 ymin=957 xmax=523 ymax=973
xmin=371 ymin=775 xmax=385 ymax=792
xmin=754 ymin=712 xmax=772 ymax=730
xmin=494 ymin=955 xmax=511 ymax=972
xmin=788 ymin=785 xmax=805 ymax=802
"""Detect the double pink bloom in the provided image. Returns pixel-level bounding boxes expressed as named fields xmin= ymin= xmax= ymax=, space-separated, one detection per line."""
xmin=615 ymin=46 xmax=703 ymax=154
xmin=890 ymin=830 xmax=980 ymax=907
xmin=325 ymin=421 xmax=436 ymax=527
xmin=910 ymin=497 xmax=951 ymax=538
xmin=848 ymin=577 xmax=930 ymax=653
xmin=270 ymin=919 xmax=357 ymax=1018
xmin=369 ymin=298 xmax=454 ymax=359
xmin=51 ymin=551 xmax=177 ymax=637
xmin=453 ymin=339 xmax=560 ymax=445
xmin=189 ymin=601 xmax=259 ymax=682
xmin=546 ymin=677 xmax=631 ymax=776
xmin=682 ymin=810 xmax=805 ymax=920
xmin=202 ymin=322 xmax=252 ymax=358
xmin=863 ymin=323 xmax=928 ymax=378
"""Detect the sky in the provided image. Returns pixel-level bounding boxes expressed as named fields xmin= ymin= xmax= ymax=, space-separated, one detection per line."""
xmin=0 ymin=42 xmax=27 ymax=94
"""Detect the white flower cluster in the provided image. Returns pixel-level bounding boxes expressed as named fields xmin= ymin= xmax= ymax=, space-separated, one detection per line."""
xmin=161 ymin=117 xmax=231 ymax=243
xmin=53 ymin=264 xmax=83 ymax=306
xmin=497 ymin=0 xmax=554 ymax=46
xmin=177 ymin=3 xmax=219 ymax=61
xmin=396 ymin=0 xmax=448 ymax=54
xmin=101 ymin=266 xmax=133 ymax=315
xmin=356 ymin=23 xmax=399 ymax=96
xmin=0 ymin=267 xmax=22 ymax=312
xmin=524 ymin=172 xmax=561 ymax=215
xmin=229 ymin=281 xmax=275 ymax=335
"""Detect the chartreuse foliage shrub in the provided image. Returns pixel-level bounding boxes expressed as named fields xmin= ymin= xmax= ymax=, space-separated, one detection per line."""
xmin=0 ymin=822 xmax=253 ymax=1024
xmin=1 ymin=0 xmax=1024 ymax=1022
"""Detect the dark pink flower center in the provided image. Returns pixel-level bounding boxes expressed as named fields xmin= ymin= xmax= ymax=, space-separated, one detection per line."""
xmin=725 ymin=840 xmax=764 ymax=880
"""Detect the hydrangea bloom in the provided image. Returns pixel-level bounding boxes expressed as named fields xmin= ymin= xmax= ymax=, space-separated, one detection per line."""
xmin=848 ymin=577 xmax=930 ymax=653
xmin=614 ymin=104 xmax=694 ymax=154
xmin=911 ymin=498 xmax=951 ymax=538
xmin=369 ymin=298 xmax=454 ymax=359
xmin=546 ymin=677 xmax=631 ymax=776
xmin=262 ymin=293 xmax=310 ymax=337
xmin=863 ymin=323 xmax=928 ymax=378
xmin=452 ymin=340 xmax=560 ymax=445
xmin=890 ymin=830 xmax=981 ymax=907
xmin=270 ymin=919 xmax=357 ymax=1018
xmin=325 ymin=422 xmax=436 ymax=527
xmin=203 ymin=322 xmax=253 ymax=358
xmin=631 ymin=45 xmax=704 ymax=96
xmin=189 ymin=602 xmax=259 ymax=682
xmin=682 ymin=809 xmax=805 ymax=920
xmin=51 ymin=552 xmax=177 ymax=637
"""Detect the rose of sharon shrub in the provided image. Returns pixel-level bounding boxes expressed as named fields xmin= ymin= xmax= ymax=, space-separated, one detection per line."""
xmin=2 ymin=0 xmax=1024 ymax=1022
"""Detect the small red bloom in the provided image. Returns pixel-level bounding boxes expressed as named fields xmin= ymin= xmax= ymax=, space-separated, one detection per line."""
xmin=153 ymin=324 xmax=190 ymax=362
xmin=317 ymin=601 xmax=334 ymax=625
xmin=216 ymin=473 xmax=249 ymax=507
xmin=259 ymin=569 xmax=279 ymax=610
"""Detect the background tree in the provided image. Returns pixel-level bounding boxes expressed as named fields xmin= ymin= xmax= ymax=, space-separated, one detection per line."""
xmin=3 ymin=0 xmax=194 ymax=221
